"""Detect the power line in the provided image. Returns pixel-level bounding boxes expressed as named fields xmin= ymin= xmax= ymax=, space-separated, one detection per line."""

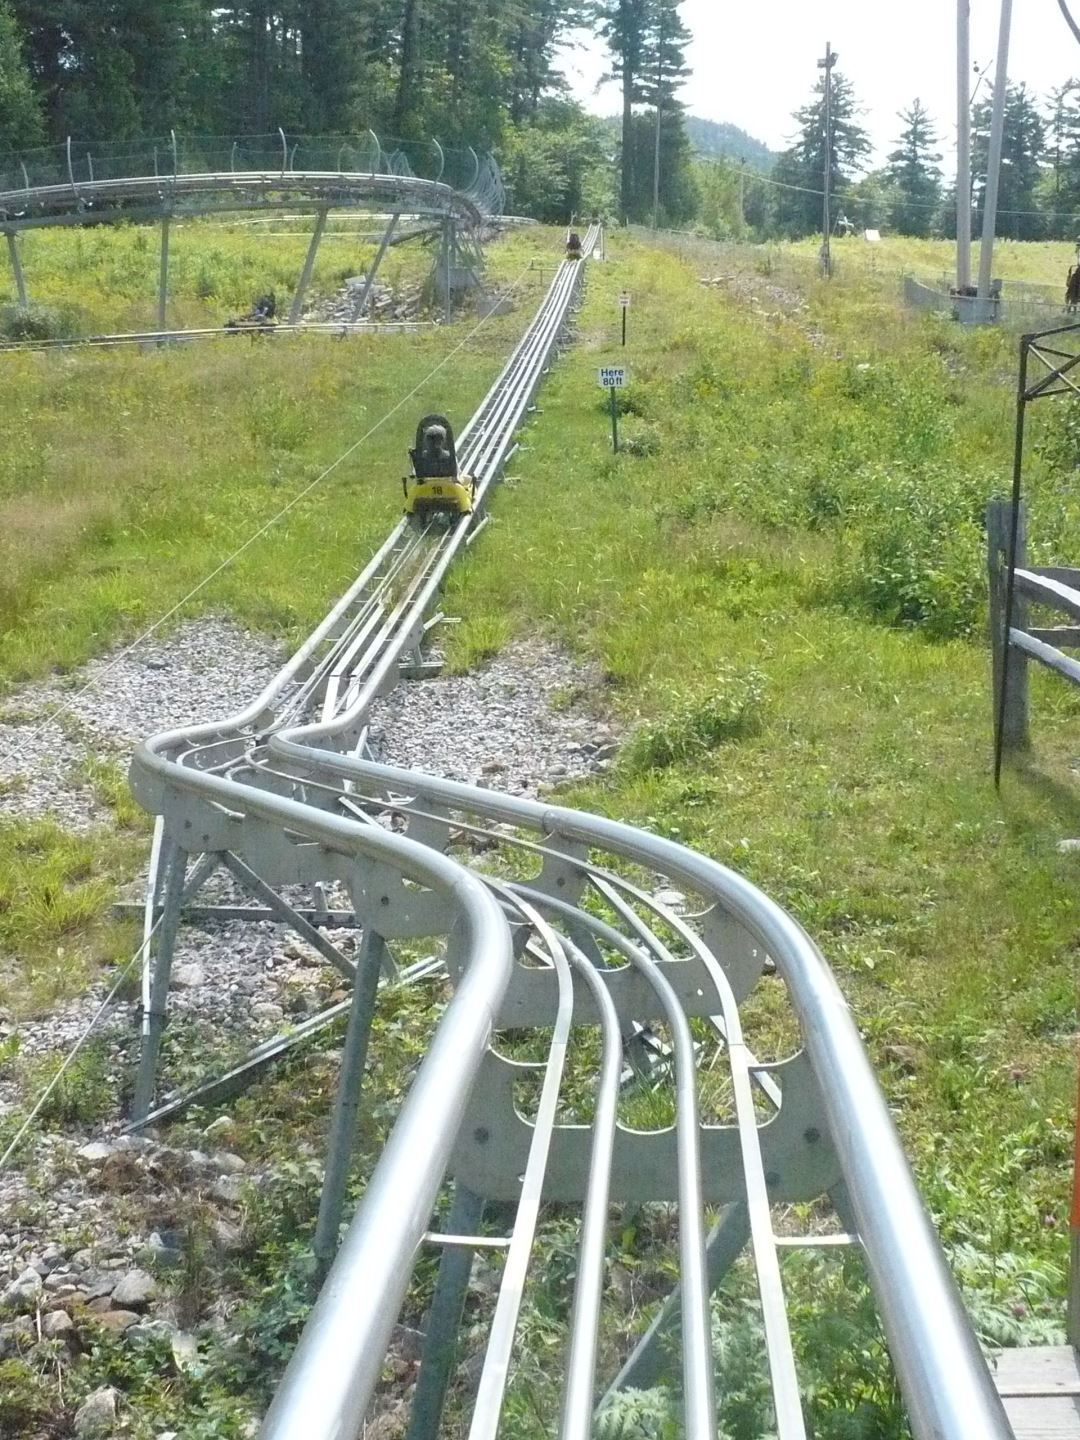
xmin=1057 ymin=0 xmax=1080 ymax=47
xmin=700 ymin=155 xmax=1080 ymax=220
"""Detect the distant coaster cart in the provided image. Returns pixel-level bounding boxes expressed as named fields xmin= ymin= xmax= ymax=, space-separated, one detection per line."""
xmin=403 ymin=414 xmax=476 ymax=522
xmin=224 ymin=291 xmax=277 ymax=336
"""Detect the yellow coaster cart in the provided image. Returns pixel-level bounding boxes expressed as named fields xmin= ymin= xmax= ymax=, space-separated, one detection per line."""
xmin=403 ymin=414 xmax=476 ymax=522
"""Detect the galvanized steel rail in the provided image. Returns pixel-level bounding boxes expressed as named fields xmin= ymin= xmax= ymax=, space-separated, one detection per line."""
xmin=127 ymin=228 xmax=1014 ymax=1440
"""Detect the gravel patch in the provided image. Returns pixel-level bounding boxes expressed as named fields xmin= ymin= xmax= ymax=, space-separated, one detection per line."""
xmin=0 ymin=712 xmax=102 ymax=829
xmin=314 ymin=274 xmax=424 ymax=325
xmin=369 ymin=638 xmax=618 ymax=795
xmin=0 ymin=618 xmax=285 ymax=831
xmin=0 ymin=625 xmax=623 ymax=1393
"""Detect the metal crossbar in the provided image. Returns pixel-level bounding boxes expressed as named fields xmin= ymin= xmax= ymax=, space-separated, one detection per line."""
xmin=125 ymin=228 xmax=1014 ymax=1440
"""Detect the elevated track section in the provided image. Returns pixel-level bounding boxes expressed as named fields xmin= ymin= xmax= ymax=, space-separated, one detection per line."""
xmin=122 ymin=228 xmax=1014 ymax=1440
xmin=0 ymin=130 xmax=502 ymax=328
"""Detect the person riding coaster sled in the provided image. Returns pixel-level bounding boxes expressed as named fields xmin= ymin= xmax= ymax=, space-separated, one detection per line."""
xmin=225 ymin=291 xmax=277 ymax=335
xmin=402 ymin=414 xmax=476 ymax=520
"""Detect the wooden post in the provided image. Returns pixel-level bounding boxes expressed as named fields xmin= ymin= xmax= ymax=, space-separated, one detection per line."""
xmin=1069 ymin=1065 xmax=1080 ymax=1350
xmin=987 ymin=497 xmax=1030 ymax=752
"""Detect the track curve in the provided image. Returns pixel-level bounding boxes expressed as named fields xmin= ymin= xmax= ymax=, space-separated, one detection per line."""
xmin=0 ymin=169 xmax=485 ymax=230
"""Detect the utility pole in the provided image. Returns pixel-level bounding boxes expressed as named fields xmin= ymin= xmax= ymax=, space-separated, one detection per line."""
xmin=976 ymin=0 xmax=1013 ymax=320
xmin=956 ymin=0 xmax=972 ymax=289
xmin=652 ymin=7 xmax=665 ymax=231
xmin=818 ymin=42 xmax=838 ymax=277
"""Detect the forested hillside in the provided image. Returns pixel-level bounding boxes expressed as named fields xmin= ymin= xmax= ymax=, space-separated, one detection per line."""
xmin=684 ymin=115 xmax=774 ymax=169
xmin=0 ymin=0 xmax=698 ymax=226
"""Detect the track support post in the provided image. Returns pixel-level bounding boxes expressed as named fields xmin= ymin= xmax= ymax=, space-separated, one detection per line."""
xmin=289 ymin=206 xmax=328 ymax=325
xmin=158 ymin=212 xmax=171 ymax=333
xmin=313 ymin=930 xmax=386 ymax=1270
xmin=987 ymin=497 xmax=1030 ymax=758
xmin=405 ymin=1185 xmax=485 ymax=1440
xmin=5 ymin=230 xmax=28 ymax=310
xmin=132 ymin=843 xmax=189 ymax=1122
xmin=442 ymin=218 xmax=455 ymax=325
xmin=350 ymin=211 xmax=399 ymax=321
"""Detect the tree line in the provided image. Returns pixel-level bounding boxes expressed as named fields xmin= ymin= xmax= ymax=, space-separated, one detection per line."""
xmin=0 ymin=0 xmax=701 ymax=227
xmin=12 ymin=4 xmax=1070 ymax=244
xmin=699 ymin=70 xmax=1080 ymax=244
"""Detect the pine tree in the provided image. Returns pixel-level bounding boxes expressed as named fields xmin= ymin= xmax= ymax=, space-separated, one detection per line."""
xmin=1041 ymin=80 xmax=1080 ymax=237
xmin=591 ymin=0 xmax=689 ymax=224
xmin=591 ymin=0 xmax=650 ymax=222
xmin=772 ymin=70 xmax=870 ymax=236
xmin=883 ymin=99 xmax=941 ymax=236
xmin=300 ymin=0 xmax=356 ymax=134
xmin=636 ymin=0 xmax=689 ymax=223
xmin=0 ymin=0 xmax=42 ymax=151
xmin=971 ymin=82 xmax=1045 ymax=240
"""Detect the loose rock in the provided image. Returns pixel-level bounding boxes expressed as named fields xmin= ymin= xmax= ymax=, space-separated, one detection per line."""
xmin=2 ymin=1265 xmax=43 ymax=1308
xmin=110 ymin=1269 xmax=157 ymax=1309
xmin=74 ymin=1386 xmax=118 ymax=1436
xmin=93 ymin=1309 xmax=141 ymax=1334
xmin=42 ymin=1309 xmax=74 ymax=1339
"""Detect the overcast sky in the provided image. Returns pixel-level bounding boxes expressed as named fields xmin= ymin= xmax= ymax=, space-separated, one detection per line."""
xmin=556 ymin=2 xmax=1080 ymax=168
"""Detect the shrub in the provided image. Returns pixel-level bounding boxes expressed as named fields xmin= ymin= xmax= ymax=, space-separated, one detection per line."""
xmin=834 ymin=467 xmax=986 ymax=638
xmin=595 ymin=1388 xmax=677 ymax=1440
xmin=0 ymin=302 xmax=75 ymax=340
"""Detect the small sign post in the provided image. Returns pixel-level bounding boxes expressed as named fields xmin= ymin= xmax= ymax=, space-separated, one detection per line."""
xmin=619 ymin=291 xmax=630 ymax=347
xmin=598 ymin=365 xmax=627 ymax=453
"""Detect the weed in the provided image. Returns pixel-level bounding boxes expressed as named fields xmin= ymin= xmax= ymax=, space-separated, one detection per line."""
xmin=0 ymin=301 xmax=77 ymax=340
xmin=625 ymin=669 xmax=765 ymax=771
xmin=0 ymin=816 xmax=140 ymax=1014
xmin=445 ymin=612 xmax=514 ymax=673
xmin=20 ymin=1037 xmax=113 ymax=1128
xmin=81 ymin=756 xmax=151 ymax=831
xmin=595 ymin=1388 xmax=677 ymax=1440
xmin=0 ymin=1359 xmax=54 ymax=1433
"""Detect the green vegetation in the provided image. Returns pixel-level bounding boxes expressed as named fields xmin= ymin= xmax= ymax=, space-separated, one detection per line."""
xmin=0 ymin=211 xmax=502 ymax=336
xmin=0 ymin=223 xmax=553 ymax=1023
xmin=0 ymin=817 xmax=140 ymax=1015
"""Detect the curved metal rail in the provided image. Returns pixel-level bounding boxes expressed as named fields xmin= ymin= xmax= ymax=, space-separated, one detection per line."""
xmin=0 ymin=169 xmax=485 ymax=230
xmin=126 ymin=227 xmax=1013 ymax=1440
xmin=0 ymin=130 xmax=505 ymax=227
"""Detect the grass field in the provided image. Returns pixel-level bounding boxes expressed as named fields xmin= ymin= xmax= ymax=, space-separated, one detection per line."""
xmin=0 ymin=219 xmax=1077 ymax=1436
xmin=0 ymin=212 xmax=466 ymax=335
xmin=792 ymin=232 xmax=1073 ymax=287
xmin=0 ymin=223 xmax=553 ymax=685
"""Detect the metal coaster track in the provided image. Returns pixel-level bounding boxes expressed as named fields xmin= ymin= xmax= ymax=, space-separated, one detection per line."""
xmin=126 ymin=228 xmax=1015 ymax=1440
